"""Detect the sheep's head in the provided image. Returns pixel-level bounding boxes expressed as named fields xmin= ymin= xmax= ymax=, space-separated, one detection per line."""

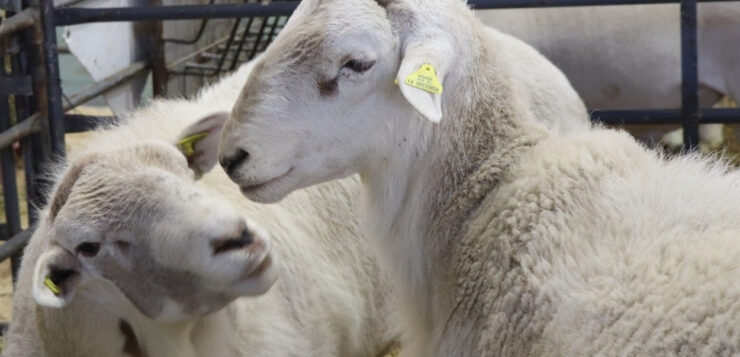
xmin=219 ymin=0 xmax=468 ymax=203
xmin=31 ymin=113 xmax=278 ymax=322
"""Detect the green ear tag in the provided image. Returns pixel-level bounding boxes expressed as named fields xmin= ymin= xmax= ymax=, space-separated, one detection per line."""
xmin=404 ymin=63 xmax=443 ymax=94
xmin=45 ymin=276 xmax=61 ymax=295
xmin=177 ymin=132 xmax=209 ymax=158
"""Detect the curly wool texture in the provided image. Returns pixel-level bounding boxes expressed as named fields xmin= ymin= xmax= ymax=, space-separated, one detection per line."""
xmin=442 ymin=129 xmax=740 ymax=356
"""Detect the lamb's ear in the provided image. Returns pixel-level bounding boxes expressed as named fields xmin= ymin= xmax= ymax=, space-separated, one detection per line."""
xmin=175 ymin=112 xmax=229 ymax=178
xmin=32 ymin=246 xmax=82 ymax=308
xmin=396 ymin=33 xmax=454 ymax=123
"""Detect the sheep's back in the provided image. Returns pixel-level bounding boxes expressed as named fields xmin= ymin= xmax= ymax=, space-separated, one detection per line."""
xmin=453 ymin=128 xmax=740 ymax=355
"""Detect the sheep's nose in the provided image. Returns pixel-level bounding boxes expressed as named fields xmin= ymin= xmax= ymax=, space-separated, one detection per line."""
xmin=219 ymin=148 xmax=249 ymax=175
xmin=211 ymin=227 xmax=254 ymax=255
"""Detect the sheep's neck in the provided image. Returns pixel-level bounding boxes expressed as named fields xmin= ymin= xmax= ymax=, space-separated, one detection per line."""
xmin=124 ymin=311 xmax=237 ymax=357
xmin=360 ymin=40 xmax=545 ymax=350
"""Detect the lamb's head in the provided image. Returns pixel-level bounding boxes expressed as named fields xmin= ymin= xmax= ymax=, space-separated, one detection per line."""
xmin=31 ymin=113 xmax=277 ymax=322
xmin=219 ymin=0 xmax=474 ymax=203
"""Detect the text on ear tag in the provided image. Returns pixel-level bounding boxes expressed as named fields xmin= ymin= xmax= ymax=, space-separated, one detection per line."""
xmin=404 ymin=63 xmax=443 ymax=94
xmin=45 ymin=276 xmax=61 ymax=295
xmin=177 ymin=132 xmax=209 ymax=157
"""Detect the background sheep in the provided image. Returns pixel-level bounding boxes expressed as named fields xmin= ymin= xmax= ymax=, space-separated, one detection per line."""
xmin=3 ymin=61 xmax=400 ymax=357
xmin=218 ymin=0 xmax=740 ymax=355
xmin=477 ymin=3 xmax=740 ymax=150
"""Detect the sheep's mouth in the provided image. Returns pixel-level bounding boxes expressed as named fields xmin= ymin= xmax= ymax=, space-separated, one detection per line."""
xmin=211 ymin=233 xmax=252 ymax=255
xmin=242 ymin=254 xmax=273 ymax=280
xmin=239 ymin=168 xmax=293 ymax=196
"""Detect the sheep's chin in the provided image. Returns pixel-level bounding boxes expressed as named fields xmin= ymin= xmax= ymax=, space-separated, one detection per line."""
xmin=239 ymin=169 xmax=296 ymax=203
xmin=230 ymin=254 xmax=279 ymax=297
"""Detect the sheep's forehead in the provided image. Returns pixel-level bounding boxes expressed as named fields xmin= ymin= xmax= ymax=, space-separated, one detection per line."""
xmin=58 ymin=161 xmax=190 ymax=231
xmin=267 ymin=0 xmax=387 ymax=66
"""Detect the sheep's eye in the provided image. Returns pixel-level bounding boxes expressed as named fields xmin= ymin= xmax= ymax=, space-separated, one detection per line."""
xmin=76 ymin=242 xmax=100 ymax=257
xmin=115 ymin=241 xmax=131 ymax=252
xmin=342 ymin=59 xmax=375 ymax=73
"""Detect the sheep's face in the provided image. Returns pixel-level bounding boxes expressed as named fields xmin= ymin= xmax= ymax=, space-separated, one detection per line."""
xmin=219 ymin=0 xmax=412 ymax=203
xmin=221 ymin=0 xmax=460 ymax=203
xmin=31 ymin=142 xmax=277 ymax=322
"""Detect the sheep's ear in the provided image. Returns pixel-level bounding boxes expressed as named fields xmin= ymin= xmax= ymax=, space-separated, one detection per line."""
xmin=32 ymin=246 xmax=82 ymax=308
xmin=175 ymin=112 xmax=229 ymax=178
xmin=396 ymin=35 xmax=454 ymax=123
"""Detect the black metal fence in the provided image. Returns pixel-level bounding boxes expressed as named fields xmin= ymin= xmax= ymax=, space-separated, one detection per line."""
xmin=0 ymin=0 xmax=738 ymax=333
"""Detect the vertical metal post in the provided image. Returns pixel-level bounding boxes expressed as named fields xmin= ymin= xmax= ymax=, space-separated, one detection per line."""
xmin=143 ymin=0 xmax=168 ymax=97
xmin=25 ymin=15 xmax=53 ymax=221
xmin=40 ymin=0 xmax=65 ymax=157
xmin=0 ymin=69 xmax=23 ymax=277
xmin=680 ymin=0 xmax=699 ymax=150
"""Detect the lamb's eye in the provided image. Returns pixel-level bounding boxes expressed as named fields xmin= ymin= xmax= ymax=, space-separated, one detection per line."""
xmin=76 ymin=242 xmax=100 ymax=257
xmin=342 ymin=59 xmax=375 ymax=73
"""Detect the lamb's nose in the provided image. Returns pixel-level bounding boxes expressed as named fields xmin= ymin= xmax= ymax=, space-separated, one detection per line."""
xmin=219 ymin=148 xmax=249 ymax=175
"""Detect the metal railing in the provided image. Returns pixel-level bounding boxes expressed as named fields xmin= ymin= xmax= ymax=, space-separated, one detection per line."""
xmin=47 ymin=0 xmax=740 ymax=148
xmin=0 ymin=0 xmax=738 ymax=335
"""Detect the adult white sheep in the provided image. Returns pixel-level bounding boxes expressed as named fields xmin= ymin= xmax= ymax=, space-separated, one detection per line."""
xmin=2 ymin=61 xmax=400 ymax=357
xmin=477 ymin=3 xmax=740 ymax=149
xmin=218 ymin=0 xmax=740 ymax=355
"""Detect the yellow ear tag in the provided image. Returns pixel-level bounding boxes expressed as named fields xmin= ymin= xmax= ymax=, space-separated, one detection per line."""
xmin=177 ymin=132 xmax=209 ymax=158
xmin=44 ymin=276 xmax=61 ymax=295
xmin=404 ymin=63 xmax=443 ymax=94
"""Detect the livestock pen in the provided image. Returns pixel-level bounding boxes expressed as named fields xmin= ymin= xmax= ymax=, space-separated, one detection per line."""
xmin=0 ymin=0 xmax=739 ymax=347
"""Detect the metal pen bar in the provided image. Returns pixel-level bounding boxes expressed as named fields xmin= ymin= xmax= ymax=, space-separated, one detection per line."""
xmin=23 ymin=8 xmax=52 ymax=225
xmin=0 ymin=59 xmax=147 ymax=151
xmin=469 ymin=0 xmax=735 ymax=8
xmin=53 ymin=0 xmax=739 ymax=26
xmin=41 ymin=0 xmax=66 ymax=158
xmin=7 ymin=107 xmax=736 ymax=151
xmin=589 ymin=108 xmax=740 ymax=125
xmin=63 ymin=61 xmax=149 ymax=110
xmin=0 ymin=7 xmax=38 ymax=39
xmin=214 ymin=16 xmax=243 ymax=76
xmin=23 ymin=131 xmax=43 ymax=225
xmin=55 ymin=0 xmax=87 ymax=8
xmin=64 ymin=114 xmax=118 ymax=133
xmin=0 ymin=114 xmax=42 ymax=150
xmin=0 ymin=81 xmax=23 ymax=277
xmin=680 ymin=0 xmax=699 ymax=150
xmin=0 ymin=0 xmax=22 ymax=13
xmin=55 ymin=2 xmax=300 ymax=26
xmin=0 ymin=75 xmax=33 ymax=96
xmin=0 ymin=227 xmax=33 ymax=262
xmin=11 ymin=47 xmax=42 ymax=231
xmin=228 ymin=13 xmax=256 ymax=71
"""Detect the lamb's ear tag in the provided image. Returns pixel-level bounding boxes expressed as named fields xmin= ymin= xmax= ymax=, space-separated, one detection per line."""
xmin=177 ymin=132 xmax=209 ymax=158
xmin=404 ymin=63 xmax=443 ymax=94
xmin=44 ymin=276 xmax=61 ymax=295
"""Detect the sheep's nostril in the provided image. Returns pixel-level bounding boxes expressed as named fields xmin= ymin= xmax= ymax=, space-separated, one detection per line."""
xmin=219 ymin=149 xmax=249 ymax=175
xmin=211 ymin=228 xmax=254 ymax=255
xmin=239 ymin=227 xmax=253 ymax=246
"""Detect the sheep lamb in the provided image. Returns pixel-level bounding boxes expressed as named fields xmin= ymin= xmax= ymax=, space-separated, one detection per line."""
xmin=217 ymin=0 xmax=740 ymax=356
xmin=3 ymin=61 xmax=400 ymax=357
